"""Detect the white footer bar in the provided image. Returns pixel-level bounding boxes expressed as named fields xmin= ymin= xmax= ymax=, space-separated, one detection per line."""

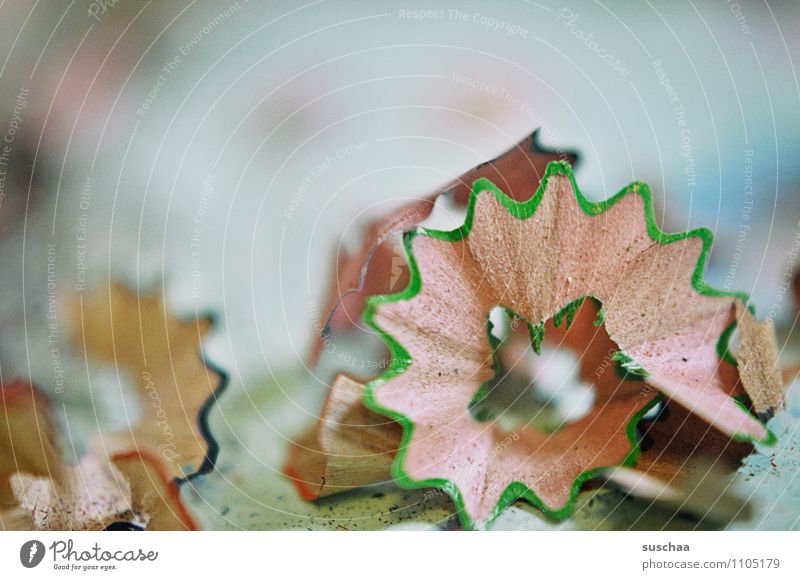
xmin=0 ymin=531 xmax=796 ymax=578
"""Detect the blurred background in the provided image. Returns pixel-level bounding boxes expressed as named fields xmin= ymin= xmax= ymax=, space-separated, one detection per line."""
xmin=1 ymin=0 xmax=799 ymax=530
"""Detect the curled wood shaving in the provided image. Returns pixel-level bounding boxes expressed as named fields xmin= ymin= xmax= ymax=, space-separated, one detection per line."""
xmin=363 ymin=162 xmax=771 ymax=527
xmin=285 ymin=375 xmax=401 ymax=500
xmin=68 ymin=283 xmax=226 ymax=481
